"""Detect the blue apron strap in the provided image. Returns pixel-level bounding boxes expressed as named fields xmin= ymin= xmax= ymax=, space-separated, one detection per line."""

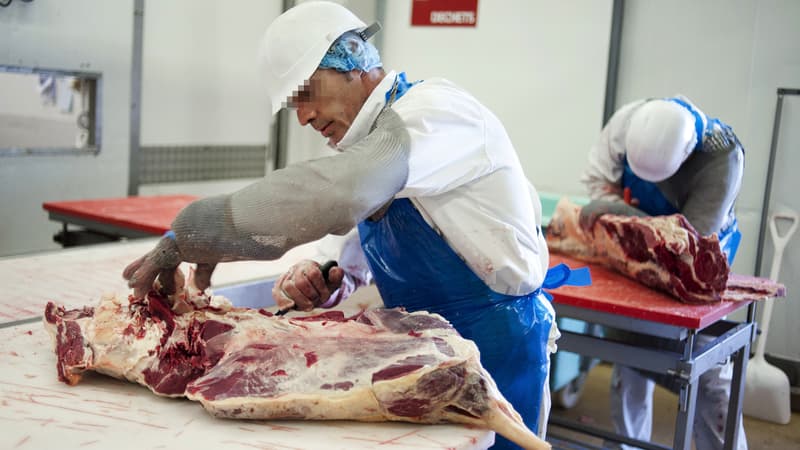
xmin=622 ymin=158 xmax=680 ymax=216
xmin=539 ymin=263 xmax=592 ymax=300
xmin=718 ymin=218 xmax=742 ymax=266
xmin=666 ymin=97 xmax=704 ymax=151
xmin=384 ymin=72 xmax=419 ymax=103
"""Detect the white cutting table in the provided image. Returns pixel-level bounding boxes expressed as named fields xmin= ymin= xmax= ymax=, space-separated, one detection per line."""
xmin=0 ymin=240 xmax=494 ymax=450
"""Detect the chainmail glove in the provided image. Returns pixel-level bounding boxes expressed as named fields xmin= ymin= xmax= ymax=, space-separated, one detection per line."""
xmin=122 ymin=107 xmax=410 ymax=298
xmin=578 ymin=199 xmax=648 ymax=232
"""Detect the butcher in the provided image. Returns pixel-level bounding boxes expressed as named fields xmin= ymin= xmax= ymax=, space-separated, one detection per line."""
xmin=123 ymin=2 xmax=588 ymax=448
xmin=580 ymin=95 xmax=746 ymax=450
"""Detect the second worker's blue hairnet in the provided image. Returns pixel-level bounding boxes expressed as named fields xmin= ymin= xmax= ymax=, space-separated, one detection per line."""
xmin=319 ymin=31 xmax=382 ymax=72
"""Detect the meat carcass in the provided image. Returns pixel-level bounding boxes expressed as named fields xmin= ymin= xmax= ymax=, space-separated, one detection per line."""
xmin=545 ymin=198 xmax=786 ymax=303
xmin=724 ymin=273 xmax=786 ymax=302
xmin=546 ymin=198 xmax=729 ymax=303
xmin=44 ymin=289 xmax=549 ymax=450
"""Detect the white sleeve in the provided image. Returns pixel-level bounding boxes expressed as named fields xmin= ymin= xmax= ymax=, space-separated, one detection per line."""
xmin=391 ymin=80 xmax=497 ymax=198
xmin=528 ymin=180 xmax=544 ymax=229
xmin=529 ymin=180 xmax=550 ymax=284
xmin=581 ymin=100 xmax=645 ymax=201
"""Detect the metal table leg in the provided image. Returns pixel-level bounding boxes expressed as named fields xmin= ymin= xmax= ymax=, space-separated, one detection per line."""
xmin=724 ymin=303 xmax=755 ymax=450
xmin=674 ymin=381 xmax=699 ymax=450
xmin=674 ymin=331 xmax=697 ymax=450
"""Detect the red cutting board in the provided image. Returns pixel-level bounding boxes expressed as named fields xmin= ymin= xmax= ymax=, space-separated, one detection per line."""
xmin=547 ymin=254 xmax=751 ymax=330
xmin=43 ymin=195 xmax=198 ymax=235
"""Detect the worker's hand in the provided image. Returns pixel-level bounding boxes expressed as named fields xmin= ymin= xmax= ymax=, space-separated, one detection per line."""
xmin=122 ymin=234 xmax=218 ymax=299
xmin=579 ymin=199 xmax=648 ymax=232
xmin=272 ymin=260 xmax=344 ymax=312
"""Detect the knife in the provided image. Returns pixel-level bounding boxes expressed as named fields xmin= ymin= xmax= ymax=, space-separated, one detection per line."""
xmin=275 ymin=260 xmax=338 ymax=316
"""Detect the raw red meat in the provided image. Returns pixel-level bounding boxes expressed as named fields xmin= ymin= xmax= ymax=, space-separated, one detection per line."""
xmin=546 ymin=198 xmax=730 ymax=303
xmin=44 ymin=289 xmax=549 ymax=450
xmin=723 ymin=273 xmax=786 ymax=301
xmin=546 ymin=199 xmax=786 ymax=303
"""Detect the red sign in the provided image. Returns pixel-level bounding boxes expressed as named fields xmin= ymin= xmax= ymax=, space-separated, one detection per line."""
xmin=411 ymin=0 xmax=478 ymax=27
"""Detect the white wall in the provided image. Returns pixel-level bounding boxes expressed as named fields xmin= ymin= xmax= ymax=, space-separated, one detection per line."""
xmin=0 ymin=0 xmax=134 ymax=256
xmin=138 ymin=0 xmax=282 ymax=197
xmin=614 ymin=0 xmax=800 ymax=358
xmin=755 ymin=93 xmax=800 ymax=361
xmin=379 ymin=0 xmax=612 ymax=196
xmin=140 ymin=0 xmax=278 ymax=146
xmin=0 ymin=0 xmax=283 ymax=257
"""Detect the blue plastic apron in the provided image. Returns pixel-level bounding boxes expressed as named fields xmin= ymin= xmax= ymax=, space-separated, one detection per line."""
xmin=358 ymin=199 xmax=590 ymax=449
xmin=621 ymin=159 xmax=680 ymax=217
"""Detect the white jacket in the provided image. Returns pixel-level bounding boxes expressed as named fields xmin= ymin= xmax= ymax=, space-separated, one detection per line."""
xmin=337 ymin=71 xmax=549 ymax=296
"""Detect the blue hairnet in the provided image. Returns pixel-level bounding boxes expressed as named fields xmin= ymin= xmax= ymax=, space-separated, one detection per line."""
xmin=319 ymin=31 xmax=382 ymax=72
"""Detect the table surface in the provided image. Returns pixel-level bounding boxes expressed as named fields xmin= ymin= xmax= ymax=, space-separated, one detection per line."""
xmin=42 ymin=195 xmax=198 ymax=235
xmin=548 ymin=254 xmax=751 ymax=330
xmin=0 ymin=241 xmax=493 ymax=450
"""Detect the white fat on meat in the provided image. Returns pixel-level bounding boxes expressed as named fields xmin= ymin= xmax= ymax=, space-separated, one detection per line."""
xmin=545 ymin=198 xmax=729 ymax=303
xmin=43 ymin=289 xmax=550 ymax=450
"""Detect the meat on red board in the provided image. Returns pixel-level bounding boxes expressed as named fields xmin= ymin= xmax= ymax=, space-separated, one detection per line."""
xmin=546 ymin=198 xmax=784 ymax=303
xmin=43 ymin=289 xmax=550 ymax=450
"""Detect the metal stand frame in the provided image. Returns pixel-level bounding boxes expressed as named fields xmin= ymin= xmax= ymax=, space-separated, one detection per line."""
xmin=548 ymin=302 xmax=757 ymax=450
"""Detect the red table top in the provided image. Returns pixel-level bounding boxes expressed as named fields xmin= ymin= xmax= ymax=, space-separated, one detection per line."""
xmin=43 ymin=195 xmax=198 ymax=235
xmin=548 ymin=254 xmax=751 ymax=329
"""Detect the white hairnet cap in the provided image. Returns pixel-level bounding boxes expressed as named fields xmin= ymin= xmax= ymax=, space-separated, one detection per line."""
xmin=257 ymin=1 xmax=368 ymax=115
xmin=625 ymin=100 xmax=698 ymax=182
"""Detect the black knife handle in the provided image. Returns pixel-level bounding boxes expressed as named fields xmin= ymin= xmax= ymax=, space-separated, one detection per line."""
xmin=319 ymin=260 xmax=338 ymax=282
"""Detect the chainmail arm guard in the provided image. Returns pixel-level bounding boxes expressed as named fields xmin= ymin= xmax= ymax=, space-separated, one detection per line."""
xmin=656 ymin=143 xmax=743 ymax=236
xmin=170 ymin=108 xmax=410 ymax=263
